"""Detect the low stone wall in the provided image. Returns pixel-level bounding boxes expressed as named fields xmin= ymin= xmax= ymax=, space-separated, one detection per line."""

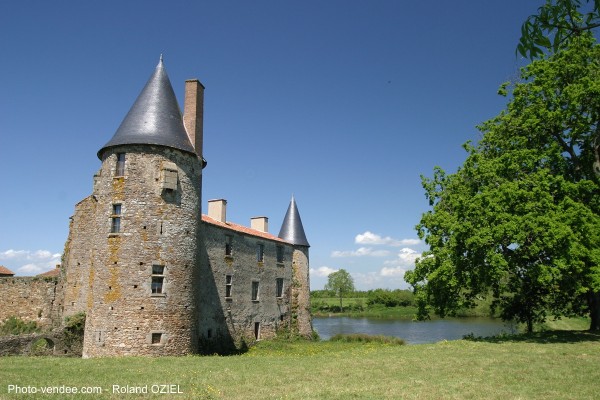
xmin=0 ymin=276 xmax=62 ymax=329
xmin=0 ymin=329 xmax=82 ymax=357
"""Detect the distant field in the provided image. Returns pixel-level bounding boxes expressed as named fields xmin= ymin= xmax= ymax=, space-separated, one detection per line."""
xmin=1 ymin=330 xmax=599 ymax=399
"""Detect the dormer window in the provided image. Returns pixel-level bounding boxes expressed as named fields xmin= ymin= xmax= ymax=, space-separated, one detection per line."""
xmin=160 ymin=162 xmax=178 ymax=191
xmin=115 ymin=153 xmax=125 ymax=176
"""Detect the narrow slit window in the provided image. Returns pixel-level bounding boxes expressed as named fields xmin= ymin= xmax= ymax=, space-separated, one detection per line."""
xmin=256 ymin=244 xmax=264 ymax=263
xmin=276 ymin=246 xmax=284 ymax=263
xmin=115 ymin=153 xmax=125 ymax=176
xmin=225 ymin=275 xmax=232 ymax=298
xmin=251 ymin=281 xmax=259 ymax=301
xmin=111 ymin=204 xmax=121 ymax=233
xmin=225 ymin=235 xmax=233 ymax=256
xmin=276 ymin=278 xmax=284 ymax=298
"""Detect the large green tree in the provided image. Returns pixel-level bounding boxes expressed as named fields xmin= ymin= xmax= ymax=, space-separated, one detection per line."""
xmin=519 ymin=0 xmax=600 ymax=59
xmin=325 ymin=269 xmax=355 ymax=312
xmin=405 ymin=34 xmax=600 ymax=332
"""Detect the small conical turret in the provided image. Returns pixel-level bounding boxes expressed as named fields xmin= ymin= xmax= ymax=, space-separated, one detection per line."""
xmin=98 ymin=56 xmax=196 ymax=159
xmin=278 ymin=196 xmax=309 ymax=247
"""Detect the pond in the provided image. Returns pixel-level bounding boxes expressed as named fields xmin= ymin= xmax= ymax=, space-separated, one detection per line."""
xmin=313 ymin=316 xmax=512 ymax=344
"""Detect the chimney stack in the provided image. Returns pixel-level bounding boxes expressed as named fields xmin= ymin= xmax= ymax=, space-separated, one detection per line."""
xmin=251 ymin=216 xmax=269 ymax=233
xmin=183 ymin=79 xmax=204 ymax=158
xmin=208 ymin=199 xmax=227 ymax=223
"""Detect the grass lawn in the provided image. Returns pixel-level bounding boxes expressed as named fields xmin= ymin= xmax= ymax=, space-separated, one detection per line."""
xmin=1 ymin=330 xmax=599 ymax=399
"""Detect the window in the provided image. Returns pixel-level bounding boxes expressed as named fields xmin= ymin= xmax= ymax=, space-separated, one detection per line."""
xmin=151 ymin=265 xmax=165 ymax=295
xmin=151 ymin=332 xmax=162 ymax=344
xmin=276 ymin=278 xmax=284 ymax=298
xmin=225 ymin=235 xmax=233 ymax=257
xmin=115 ymin=153 xmax=125 ymax=176
xmin=256 ymin=244 xmax=264 ymax=263
xmin=254 ymin=322 xmax=260 ymax=340
xmin=225 ymin=275 xmax=232 ymax=298
xmin=276 ymin=246 xmax=284 ymax=263
xmin=111 ymin=204 xmax=121 ymax=233
xmin=251 ymin=281 xmax=259 ymax=301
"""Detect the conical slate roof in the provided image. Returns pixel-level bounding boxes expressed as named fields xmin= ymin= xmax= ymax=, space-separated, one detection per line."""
xmin=98 ymin=57 xmax=196 ymax=159
xmin=278 ymin=196 xmax=310 ymax=247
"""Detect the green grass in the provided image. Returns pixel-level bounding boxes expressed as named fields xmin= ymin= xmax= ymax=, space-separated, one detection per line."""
xmin=1 ymin=330 xmax=599 ymax=399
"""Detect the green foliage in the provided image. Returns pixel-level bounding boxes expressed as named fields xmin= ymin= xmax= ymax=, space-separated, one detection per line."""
xmin=29 ymin=338 xmax=53 ymax=356
xmin=366 ymin=288 xmax=414 ymax=307
xmin=324 ymin=269 xmax=355 ymax=312
xmin=64 ymin=312 xmax=86 ymax=334
xmin=518 ymin=0 xmax=600 ymax=59
xmin=0 ymin=316 xmax=39 ymax=336
xmin=407 ymin=34 xmax=600 ymax=332
xmin=329 ymin=333 xmax=406 ymax=345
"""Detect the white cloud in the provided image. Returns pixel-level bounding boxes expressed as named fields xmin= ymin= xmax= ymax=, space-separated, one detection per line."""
xmin=355 ymin=231 xmax=420 ymax=247
xmin=380 ymin=266 xmax=406 ymax=277
xmin=0 ymin=249 xmax=61 ymax=276
xmin=310 ymin=266 xmax=338 ymax=277
xmin=383 ymin=248 xmax=421 ymax=268
xmin=331 ymin=247 xmax=390 ymax=258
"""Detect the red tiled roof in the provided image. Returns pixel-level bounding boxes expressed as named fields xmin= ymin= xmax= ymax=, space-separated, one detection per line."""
xmin=38 ymin=267 xmax=60 ymax=277
xmin=0 ymin=265 xmax=15 ymax=275
xmin=202 ymin=215 xmax=288 ymax=243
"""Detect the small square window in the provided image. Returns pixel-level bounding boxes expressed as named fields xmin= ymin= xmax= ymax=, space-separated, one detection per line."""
xmin=151 ymin=332 xmax=162 ymax=344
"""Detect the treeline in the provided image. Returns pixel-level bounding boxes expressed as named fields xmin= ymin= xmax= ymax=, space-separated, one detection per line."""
xmin=311 ymin=289 xmax=415 ymax=308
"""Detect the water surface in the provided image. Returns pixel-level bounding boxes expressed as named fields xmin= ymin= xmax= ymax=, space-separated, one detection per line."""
xmin=313 ymin=316 xmax=511 ymax=344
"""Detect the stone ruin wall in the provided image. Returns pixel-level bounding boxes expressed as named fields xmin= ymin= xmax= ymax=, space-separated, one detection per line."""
xmin=0 ymin=276 xmax=63 ymax=329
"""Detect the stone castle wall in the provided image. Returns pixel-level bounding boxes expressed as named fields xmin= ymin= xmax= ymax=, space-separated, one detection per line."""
xmin=199 ymin=221 xmax=294 ymax=349
xmin=0 ymin=276 xmax=63 ymax=329
xmin=64 ymin=145 xmax=203 ymax=357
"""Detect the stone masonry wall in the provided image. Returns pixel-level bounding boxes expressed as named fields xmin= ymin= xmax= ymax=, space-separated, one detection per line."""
xmin=0 ymin=276 xmax=63 ymax=329
xmin=200 ymin=220 xmax=294 ymax=349
xmin=64 ymin=145 xmax=202 ymax=357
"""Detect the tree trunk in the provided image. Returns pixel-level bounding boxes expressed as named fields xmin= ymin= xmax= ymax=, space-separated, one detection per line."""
xmin=589 ymin=291 xmax=600 ymax=331
xmin=339 ymin=295 xmax=344 ymax=313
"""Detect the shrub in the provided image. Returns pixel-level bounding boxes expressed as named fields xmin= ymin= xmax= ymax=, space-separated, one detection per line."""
xmin=329 ymin=333 xmax=405 ymax=345
xmin=0 ymin=316 xmax=39 ymax=336
xmin=366 ymin=289 xmax=414 ymax=308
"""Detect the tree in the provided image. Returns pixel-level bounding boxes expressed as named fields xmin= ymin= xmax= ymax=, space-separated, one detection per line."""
xmin=405 ymin=34 xmax=600 ymax=332
xmin=518 ymin=0 xmax=600 ymax=59
xmin=325 ymin=269 xmax=355 ymax=312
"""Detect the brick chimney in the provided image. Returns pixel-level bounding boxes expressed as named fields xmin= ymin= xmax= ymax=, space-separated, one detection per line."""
xmin=183 ymin=79 xmax=204 ymax=158
xmin=208 ymin=199 xmax=227 ymax=223
xmin=251 ymin=216 xmax=268 ymax=233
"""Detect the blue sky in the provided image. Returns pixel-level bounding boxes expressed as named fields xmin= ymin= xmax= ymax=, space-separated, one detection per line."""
xmin=0 ymin=1 xmax=539 ymax=289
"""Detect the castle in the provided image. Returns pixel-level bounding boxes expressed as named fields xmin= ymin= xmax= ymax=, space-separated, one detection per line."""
xmin=0 ymin=58 xmax=312 ymax=357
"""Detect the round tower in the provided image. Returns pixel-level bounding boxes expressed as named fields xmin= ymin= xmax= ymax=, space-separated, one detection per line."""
xmin=82 ymin=58 xmax=204 ymax=357
xmin=278 ymin=196 xmax=313 ymax=338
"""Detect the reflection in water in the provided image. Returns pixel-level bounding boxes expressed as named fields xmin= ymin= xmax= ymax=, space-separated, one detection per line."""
xmin=313 ymin=317 xmax=512 ymax=344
